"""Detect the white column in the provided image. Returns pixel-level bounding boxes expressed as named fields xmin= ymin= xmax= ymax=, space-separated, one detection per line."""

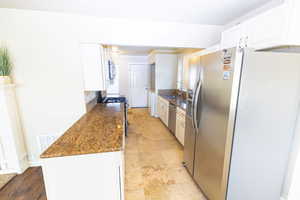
xmin=0 ymin=84 xmax=28 ymax=174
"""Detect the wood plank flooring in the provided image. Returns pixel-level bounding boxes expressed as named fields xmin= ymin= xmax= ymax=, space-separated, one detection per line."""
xmin=0 ymin=167 xmax=46 ymax=200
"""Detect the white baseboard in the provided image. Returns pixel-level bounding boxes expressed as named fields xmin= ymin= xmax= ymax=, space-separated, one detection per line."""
xmin=281 ymin=196 xmax=287 ymax=200
xmin=0 ymin=169 xmax=16 ymax=174
xmin=29 ymin=161 xmax=42 ymax=167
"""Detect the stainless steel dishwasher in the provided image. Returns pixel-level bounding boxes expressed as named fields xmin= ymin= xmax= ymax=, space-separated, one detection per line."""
xmin=168 ymin=103 xmax=177 ymax=134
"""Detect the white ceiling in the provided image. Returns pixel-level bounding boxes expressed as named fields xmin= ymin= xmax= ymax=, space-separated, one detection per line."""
xmin=0 ymin=0 xmax=277 ymax=25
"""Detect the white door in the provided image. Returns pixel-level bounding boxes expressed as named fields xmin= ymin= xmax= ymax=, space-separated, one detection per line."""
xmin=130 ymin=64 xmax=150 ymax=107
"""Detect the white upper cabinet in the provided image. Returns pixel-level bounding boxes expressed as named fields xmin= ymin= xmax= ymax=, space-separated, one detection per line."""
xmin=221 ymin=0 xmax=300 ymax=50
xmin=80 ymin=44 xmax=106 ymax=91
xmin=221 ymin=24 xmax=242 ymax=49
xmin=240 ymin=3 xmax=289 ymax=49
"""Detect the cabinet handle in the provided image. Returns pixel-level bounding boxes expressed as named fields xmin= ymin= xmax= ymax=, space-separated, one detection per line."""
xmin=118 ymin=166 xmax=123 ymax=200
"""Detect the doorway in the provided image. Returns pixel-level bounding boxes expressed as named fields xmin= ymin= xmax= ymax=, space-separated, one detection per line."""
xmin=129 ymin=64 xmax=150 ymax=107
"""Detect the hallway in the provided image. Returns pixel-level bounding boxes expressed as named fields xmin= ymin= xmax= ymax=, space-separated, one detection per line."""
xmin=125 ymin=108 xmax=205 ymax=200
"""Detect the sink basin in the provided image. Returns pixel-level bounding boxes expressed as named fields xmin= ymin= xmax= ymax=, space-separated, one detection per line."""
xmin=181 ymin=102 xmax=187 ymax=110
xmin=165 ymin=95 xmax=177 ymax=99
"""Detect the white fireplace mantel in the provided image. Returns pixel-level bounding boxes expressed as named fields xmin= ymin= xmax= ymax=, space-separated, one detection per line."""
xmin=0 ymin=84 xmax=28 ymax=174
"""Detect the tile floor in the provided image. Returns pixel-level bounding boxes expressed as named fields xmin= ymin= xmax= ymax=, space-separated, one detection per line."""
xmin=125 ymin=108 xmax=206 ymax=200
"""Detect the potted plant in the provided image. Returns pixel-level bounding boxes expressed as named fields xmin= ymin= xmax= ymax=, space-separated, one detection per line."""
xmin=0 ymin=47 xmax=12 ymax=84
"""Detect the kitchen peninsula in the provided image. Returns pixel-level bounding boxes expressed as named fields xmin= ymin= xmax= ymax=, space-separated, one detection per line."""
xmin=40 ymin=103 xmax=125 ymax=200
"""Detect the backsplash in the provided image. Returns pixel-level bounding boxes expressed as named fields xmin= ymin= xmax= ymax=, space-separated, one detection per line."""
xmin=37 ymin=134 xmax=59 ymax=153
xmin=84 ymin=91 xmax=97 ymax=103
xmin=158 ymin=89 xmax=187 ymax=99
xmin=84 ymin=91 xmax=98 ymax=112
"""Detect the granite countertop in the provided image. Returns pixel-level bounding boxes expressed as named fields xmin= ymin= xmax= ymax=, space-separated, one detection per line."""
xmin=40 ymin=103 xmax=124 ymax=158
xmin=159 ymin=92 xmax=187 ymax=111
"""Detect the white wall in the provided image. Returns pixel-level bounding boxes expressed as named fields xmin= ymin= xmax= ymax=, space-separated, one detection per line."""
xmin=0 ymin=8 xmax=222 ymax=163
xmin=0 ymin=9 xmax=87 ymax=163
xmin=75 ymin=16 xmax=223 ymax=48
xmin=288 ymin=139 xmax=300 ymax=200
xmin=224 ymin=0 xmax=284 ymax=29
xmin=116 ymin=55 xmax=148 ymax=101
xmin=282 ymin=112 xmax=300 ymax=199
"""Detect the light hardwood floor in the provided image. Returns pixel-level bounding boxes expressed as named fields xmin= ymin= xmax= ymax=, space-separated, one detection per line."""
xmin=125 ymin=108 xmax=206 ymax=200
xmin=0 ymin=174 xmax=16 ymax=190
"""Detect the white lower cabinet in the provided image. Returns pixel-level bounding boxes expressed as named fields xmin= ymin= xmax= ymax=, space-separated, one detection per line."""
xmin=42 ymin=151 xmax=124 ymax=200
xmin=176 ymin=107 xmax=186 ymax=146
xmin=157 ymin=96 xmax=169 ymax=126
xmin=147 ymin=91 xmax=157 ymax=117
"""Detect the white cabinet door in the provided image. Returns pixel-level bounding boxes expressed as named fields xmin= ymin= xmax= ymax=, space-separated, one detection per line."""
xmin=80 ymin=44 xmax=106 ymax=91
xmin=221 ymin=4 xmax=290 ymax=50
xmin=162 ymin=98 xmax=169 ymax=126
xmin=221 ymin=24 xmax=242 ymax=49
xmin=147 ymin=91 xmax=152 ymax=113
xmin=148 ymin=91 xmax=157 ymax=117
xmin=241 ymin=4 xmax=289 ymax=49
xmin=157 ymin=96 xmax=169 ymax=126
xmin=157 ymin=97 xmax=162 ymax=119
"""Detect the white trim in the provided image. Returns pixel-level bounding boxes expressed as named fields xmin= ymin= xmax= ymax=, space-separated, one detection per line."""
xmin=17 ymin=153 xmax=29 ymax=174
xmin=280 ymin=196 xmax=287 ymax=200
xmin=189 ymin=43 xmax=221 ymax=57
xmin=0 ymin=84 xmax=16 ymax=89
xmin=149 ymin=49 xmax=178 ymax=56
xmin=0 ymin=169 xmax=17 ymax=175
xmin=224 ymin=0 xmax=285 ymax=29
xmin=29 ymin=161 xmax=42 ymax=167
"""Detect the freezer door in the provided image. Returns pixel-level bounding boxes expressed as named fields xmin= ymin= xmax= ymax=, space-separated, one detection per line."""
xmin=193 ymin=48 xmax=237 ymax=200
xmin=227 ymin=50 xmax=300 ymax=200
xmin=183 ymin=115 xmax=197 ymax=175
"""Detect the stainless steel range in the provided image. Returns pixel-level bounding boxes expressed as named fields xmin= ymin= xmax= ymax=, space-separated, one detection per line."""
xmin=97 ymin=92 xmax=129 ymax=136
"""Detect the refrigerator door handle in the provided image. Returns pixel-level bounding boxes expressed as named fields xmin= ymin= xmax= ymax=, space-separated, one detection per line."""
xmin=191 ymin=80 xmax=200 ymax=129
xmin=193 ymin=80 xmax=202 ymax=132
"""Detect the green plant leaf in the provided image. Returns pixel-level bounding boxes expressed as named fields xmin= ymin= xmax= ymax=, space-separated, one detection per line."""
xmin=0 ymin=47 xmax=12 ymax=76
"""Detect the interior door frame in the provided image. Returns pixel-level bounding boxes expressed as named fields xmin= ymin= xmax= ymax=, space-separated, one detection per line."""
xmin=129 ymin=63 xmax=150 ymax=108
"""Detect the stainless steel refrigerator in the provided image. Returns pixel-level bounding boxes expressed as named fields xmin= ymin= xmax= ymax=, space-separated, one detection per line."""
xmin=183 ymin=47 xmax=300 ymax=200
